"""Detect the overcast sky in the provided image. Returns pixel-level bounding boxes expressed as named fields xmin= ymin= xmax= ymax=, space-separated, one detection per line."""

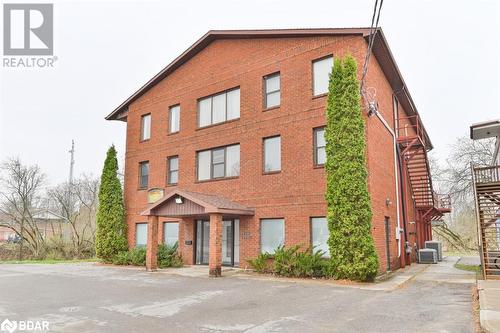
xmin=0 ymin=0 xmax=499 ymax=185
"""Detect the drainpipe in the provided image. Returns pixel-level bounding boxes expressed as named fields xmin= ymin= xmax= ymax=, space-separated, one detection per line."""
xmin=372 ymin=110 xmax=402 ymax=259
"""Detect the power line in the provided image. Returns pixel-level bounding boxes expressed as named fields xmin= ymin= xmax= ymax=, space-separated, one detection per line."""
xmin=360 ymin=0 xmax=384 ymax=101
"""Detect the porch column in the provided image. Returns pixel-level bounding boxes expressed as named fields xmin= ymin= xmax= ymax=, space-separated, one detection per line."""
xmin=208 ymin=213 xmax=223 ymax=277
xmin=146 ymin=215 xmax=159 ymax=271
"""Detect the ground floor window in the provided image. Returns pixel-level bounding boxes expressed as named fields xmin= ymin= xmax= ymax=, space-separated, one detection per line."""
xmin=163 ymin=222 xmax=179 ymax=247
xmin=135 ymin=223 xmax=148 ymax=247
xmin=260 ymin=218 xmax=284 ymax=254
xmin=311 ymin=217 xmax=330 ymax=258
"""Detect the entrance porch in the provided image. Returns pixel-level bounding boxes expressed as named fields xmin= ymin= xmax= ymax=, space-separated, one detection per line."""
xmin=141 ymin=189 xmax=254 ymax=277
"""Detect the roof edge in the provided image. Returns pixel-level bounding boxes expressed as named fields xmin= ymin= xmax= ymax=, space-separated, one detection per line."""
xmin=105 ymin=28 xmax=371 ymax=121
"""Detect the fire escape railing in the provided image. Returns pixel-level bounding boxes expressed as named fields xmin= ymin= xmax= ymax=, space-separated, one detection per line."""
xmin=472 ymin=165 xmax=500 ymax=279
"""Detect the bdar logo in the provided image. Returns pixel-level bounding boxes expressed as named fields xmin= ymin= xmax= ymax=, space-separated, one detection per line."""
xmin=3 ymin=3 xmax=53 ymax=56
xmin=0 ymin=319 xmax=17 ymax=333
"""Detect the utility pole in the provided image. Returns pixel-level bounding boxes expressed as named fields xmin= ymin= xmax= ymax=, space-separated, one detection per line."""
xmin=69 ymin=140 xmax=75 ymax=186
xmin=67 ymin=140 xmax=75 ymax=214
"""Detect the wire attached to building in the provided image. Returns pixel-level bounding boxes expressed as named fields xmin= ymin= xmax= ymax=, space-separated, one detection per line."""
xmin=360 ymin=0 xmax=384 ymax=115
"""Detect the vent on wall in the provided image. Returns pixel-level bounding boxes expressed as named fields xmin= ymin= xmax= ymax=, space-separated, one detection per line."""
xmin=424 ymin=241 xmax=443 ymax=261
xmin=418 ymin=248 xmax=438 ymax=264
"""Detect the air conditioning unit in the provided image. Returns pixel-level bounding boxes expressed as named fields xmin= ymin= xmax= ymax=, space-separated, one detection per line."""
xmin=425 ymin=241 xmax=443 ymax=261
xmin=418 ymin=248 xmax=438 ymax=264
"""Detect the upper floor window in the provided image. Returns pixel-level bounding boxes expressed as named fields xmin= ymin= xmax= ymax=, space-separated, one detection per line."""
xmin=197 ymin=144 xmax=240 ymax=181
xmin=167 ymin=156 xmax=178 ymax=185
xmin=312 ymin=56 xmax=333 ymax=96
xmin=140 ymin=114 xmax=151 ymax=141
xmin=314 ymin=127 xmax=326 ymax=166
xmin=139 ymin=161 xmax=149 ymax=189
xmin=264 ymin=73 xmax=280 ymax=109
xmin=198 ymin=88 xmax=240 ymax=128
xmin=169 ymin=105 xmax=180 ymax=133
xmin=263 ymin=136 xmax=281 ymax=173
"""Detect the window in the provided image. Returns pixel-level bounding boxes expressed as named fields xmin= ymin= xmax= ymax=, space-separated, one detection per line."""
xmin=198 ymin=88 xmax=240 ymax=127
xmin=140 ymin=114 xmax=151 ymax=141
xmin=261 ymin=218 xmax=284 ymax=254
xmin=167 ymin=156 xmax=178 ymax=185
xmin=139 ymin=161 xmax=149 ymax=189
xmin=169 ymin=105 xmax=180 ymax=133
xmin=311 ymin=217 xmax=330 ymax=258
xmin=263 ymin=136 xmax=281 ymax=173
xmin=197 ymin=144 xmax=240 ymax=181
xmin=163 ymin=222 xmax=179 ymax=247
xmin=312 ymin=56 xmax=333 ymax=96
xmin=264 ymin=73 xmax=280 ymax=108
xmin=135 ymin=223 xmax=148 ymax=247
xmin=314 ymin=127 xmax=326 ymax=166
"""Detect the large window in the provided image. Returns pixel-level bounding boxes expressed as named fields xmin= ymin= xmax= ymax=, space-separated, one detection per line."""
xmin=263 ymin=136 xmax=281 ymax=173
xmin=197 ymin=144 xmax=240 ymax=181
xmin=169 ymin=105 xmax=180 ymax=133
xmin=139 ymin=161 xmax=149 ymax=189
xmin=135 ymin=223 xmax=148 ymax=247
xmin=140 ymin=114 xmax=151 ymax=141
xmin=314 ymin=127 xmax=326 ymax=166
xmin=311 ymin=217 xmax=330 ymax=258
xmin=312 ymin=56 xmax=333 ymax=96
xmin=261 ymin=218 xmax=285 ymax=254
xmin=264 ymin=73 xmax=280 ymax=109
xmin=163 ymin=222 xmax=179 ymax=247
xmin=198 ymin=88 xmax=240 ymax=127
xmin=167 ymin=156 xmax=178 ymax=185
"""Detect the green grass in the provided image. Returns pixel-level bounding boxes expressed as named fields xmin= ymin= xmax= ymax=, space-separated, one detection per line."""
xmin=0 ymin=258 xmax=99 ymax=264
xmin=454 ymin=263 xmax=481 ymax=273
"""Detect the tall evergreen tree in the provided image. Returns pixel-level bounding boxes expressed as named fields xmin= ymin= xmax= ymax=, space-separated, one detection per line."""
xmin=95 ymin=145 xmax=128 ymax=261
xmin=325 ymin=55 xmax=379 ymax=281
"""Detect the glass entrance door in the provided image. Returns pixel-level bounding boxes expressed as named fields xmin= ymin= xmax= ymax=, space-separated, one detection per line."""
xmin=195 ymin=219 xmax=239 ymax=266
xmin=222 ymin=221 xmax=233 ymax=266
xmin=195 ymin=220 xmax=210 ymax=265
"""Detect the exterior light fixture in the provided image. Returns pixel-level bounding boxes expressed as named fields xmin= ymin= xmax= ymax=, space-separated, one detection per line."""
xmin=385 ymin=198 xmax=392 ymax=206
xmin=175 ymin=196 xmax=183 ymax=204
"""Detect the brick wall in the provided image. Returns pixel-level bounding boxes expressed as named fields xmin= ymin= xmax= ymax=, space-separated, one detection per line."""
xmin=122 ymin=35 xmax=418 ymax=273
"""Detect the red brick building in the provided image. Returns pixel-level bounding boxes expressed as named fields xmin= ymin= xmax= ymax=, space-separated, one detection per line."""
xmin=106 ymin=28 xmax=450 ymax=276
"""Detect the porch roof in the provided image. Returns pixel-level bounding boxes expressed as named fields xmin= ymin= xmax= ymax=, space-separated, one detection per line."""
xmin=140 ymin=189 xmax=255 ymax=217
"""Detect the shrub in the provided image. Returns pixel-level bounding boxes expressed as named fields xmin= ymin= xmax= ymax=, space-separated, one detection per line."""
xmin=273 ymin=245 xmax=327 ymax=278
xmin=157 ymin=243 xmax=183 ymax=268
xmin=293 ymin=247 xmax=327 ymax=278
xmin=95 ymin=145 xmax=128 ymax=262
xmin=273 ymin=245 xmax=300 ymax=277
xmin=247 ymin=253 xmax=273 ymax=273
xmin=112 ymin=251 xmax=131 ymax=265
xmin=129 ymin=247 xmax=146 ymax=266
xmin=248 ymin=246 xmax=329 ymax=278
xmin=325 ymin=55 xmax=379 ymax=281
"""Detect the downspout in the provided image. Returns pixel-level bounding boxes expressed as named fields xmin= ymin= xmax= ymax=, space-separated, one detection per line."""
xmin=372 ymin=110 xmax=402 ymax=258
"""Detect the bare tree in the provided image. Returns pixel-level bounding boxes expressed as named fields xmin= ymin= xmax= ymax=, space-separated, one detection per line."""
xmin=0 ymin=158 xmax=47 ymax=259
xmin=441 ymin=136 xmax=495 ymax=206
xmin=47 ymin=174 xmax=99 ymax=256
xmin=430 ymin=135 xmax=495 ymax=252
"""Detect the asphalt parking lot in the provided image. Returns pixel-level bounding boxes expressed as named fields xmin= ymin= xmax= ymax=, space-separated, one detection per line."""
xmin=0 ymin=261 xmax=475 ymax=333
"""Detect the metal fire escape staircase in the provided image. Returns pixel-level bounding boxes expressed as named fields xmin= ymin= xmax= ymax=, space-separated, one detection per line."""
xmin=396 ymin=116 xmax=451 ymax=242
xmin=472 ymin=165 xmax=500 ymax=279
